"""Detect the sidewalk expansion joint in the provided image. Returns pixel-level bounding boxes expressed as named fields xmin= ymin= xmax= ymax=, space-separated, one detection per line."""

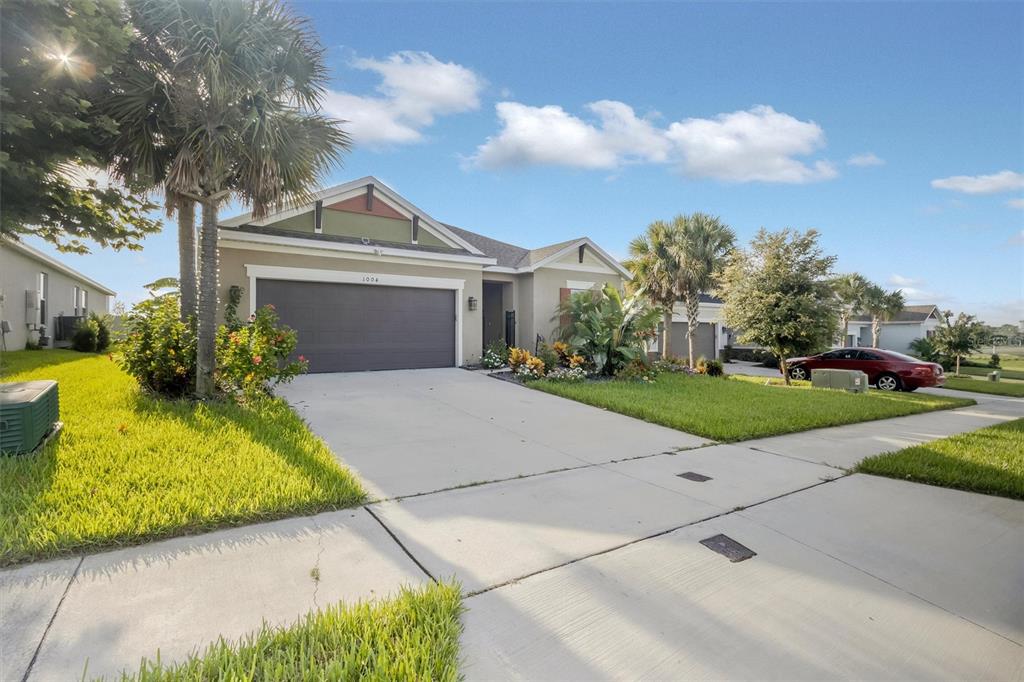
xmin=363 ymin=506 xmax=436 ymax=583
xmin=464 ymin=475 xmax=845 ymax=599
xmin=21 ymin=556 xmax=84 ymax=682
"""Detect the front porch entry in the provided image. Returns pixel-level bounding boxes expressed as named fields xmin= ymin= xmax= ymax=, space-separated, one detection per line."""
xmin=482 ymin=280 xmax=513 ymax=348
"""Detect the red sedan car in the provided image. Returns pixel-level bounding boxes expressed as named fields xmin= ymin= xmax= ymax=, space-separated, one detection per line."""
xmin=785 ymin=348 xmax=945 ymax=391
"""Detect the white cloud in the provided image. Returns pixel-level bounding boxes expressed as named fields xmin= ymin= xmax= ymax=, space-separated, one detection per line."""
xmin=847 ymin=152 xmax=885 ymax=167
xmin=470 ymin=102 xmax=836 ymax=183
xmin=888 ymin=274 xmax=939 ymax=302
xmin=322 ymin=52 xmax=485 ymax=146
xmin=1007 ymin=198 xmax=1024 ymax=210
xmin=931 ymin=170 xmax=1024 ymax=195
xmin=470 ymin=100 xmax=670 ymax=170
xmin=1007 ymin=230 xmax=1024 ymax=246
xmin=666 ymin=106 xmax=837 ymax=183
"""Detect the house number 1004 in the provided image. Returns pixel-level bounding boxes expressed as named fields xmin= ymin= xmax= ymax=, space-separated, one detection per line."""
xmin=361 ymin=275 xmax=381 ymax=283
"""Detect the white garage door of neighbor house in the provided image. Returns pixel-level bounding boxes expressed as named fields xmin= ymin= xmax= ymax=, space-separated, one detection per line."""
xmin=255 ymin=279 xmax=456 ymax=373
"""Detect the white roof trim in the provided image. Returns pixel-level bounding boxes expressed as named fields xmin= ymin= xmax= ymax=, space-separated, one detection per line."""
xmin=218 ymin=176 xmax=485 ymax=256
xmin=219 ymin=228 xmax=496 ymax=266
xmin=2 ymin=238 xmax=116 ymax=295
xmin=524 ymin=238 xmax=632 ymax=279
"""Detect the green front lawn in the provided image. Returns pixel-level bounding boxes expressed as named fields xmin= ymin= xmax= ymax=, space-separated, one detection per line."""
xmin=531 ymin=373 xmax=974 ymax=442
xmin=0 ymin=350 xmax=365 ymax=566
xmin=956 ymin=364 xmax=1024 ymax=381
xmin=857 ymin=419 xmax=1024 ymax=500
xmin=118 ymin=581 xmax=463 ymax=681
xmin=943 ymin=376 xmax=1024 ymax=397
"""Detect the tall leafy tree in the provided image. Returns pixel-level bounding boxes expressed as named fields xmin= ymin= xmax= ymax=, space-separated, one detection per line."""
xmin=862 ymin=285 xmax=905 ymax=348
xmin=934 ymin=310 xmax=984 ymax=375
xmin=674 ymin=213 xmax=735 ymax=367
xmin=831 ymin=273 xmax=869 ymax=345
xmin=720 ymin=228 xmax=837 ymax=385
xmin=0 ymin=0 xmax=162 ymax=252
xmin=127 ymin=0 xmax=350 ymax=397
xmin=625 ymin=221 xmax=681 ymax=358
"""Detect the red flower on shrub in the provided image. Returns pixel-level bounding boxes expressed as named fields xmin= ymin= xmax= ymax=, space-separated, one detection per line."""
xmin=298 ymin=355 xmax=306 ymax=362
xmin=253 ymin=355 xmax=262 ymax=365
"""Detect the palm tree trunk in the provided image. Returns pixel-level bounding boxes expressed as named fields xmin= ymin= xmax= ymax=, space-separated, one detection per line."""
xmin=178 ymin=199 xmax=197 ymax=322
xmin=662 ymin=308 xmax=672 ymax=359
xmin=780 ymin=356 xmax=790 ymax=386
xmin=838 ymin=311 xmax=849 ymax=346
xmin=872 ymin=317 xmax=880 ymax=347
xmin=955 ymin=354 xmax=961 ymax=376
xmin=685 ymin=294 xmax=700 ymax=367
xmin=196 ymin=199 xmax=219 ymax=397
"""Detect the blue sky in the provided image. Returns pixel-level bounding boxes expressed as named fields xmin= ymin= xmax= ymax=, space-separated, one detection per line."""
xmin=34 ymin=1 xmax=1024 ymax=323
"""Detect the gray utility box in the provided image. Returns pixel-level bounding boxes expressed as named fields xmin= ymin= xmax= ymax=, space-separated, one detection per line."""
xmin=1 ymin=380 xmax=60 ymax=455
xmin=811 ymin=368 xmax=868 ymax=393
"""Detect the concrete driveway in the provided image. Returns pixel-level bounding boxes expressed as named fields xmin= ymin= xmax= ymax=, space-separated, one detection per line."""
xmin=7 ymin=369 xmax=1023 ymax=680
xmin=278 ymin=368 xmax=708 ymax=499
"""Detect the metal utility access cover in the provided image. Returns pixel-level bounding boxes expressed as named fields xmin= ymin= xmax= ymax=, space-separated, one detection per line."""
xmin=700 ymin=534 xmax=756 ymax=562
xmin=677 ymin=471 xmax=712 ymax=482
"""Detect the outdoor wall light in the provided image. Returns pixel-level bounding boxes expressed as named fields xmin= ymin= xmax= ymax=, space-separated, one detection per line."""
xmin=468 ymin=296 xmax=478 ymax=311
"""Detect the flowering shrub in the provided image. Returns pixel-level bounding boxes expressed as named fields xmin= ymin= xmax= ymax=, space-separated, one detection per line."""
xmin=545 ymin=366 xmax=586 ymax=382
xmin=508 ymin=347 xmax=531 ymax=371
xmin=653 ymin=357 xmax=698 ymax=376
xmin=615 ymin=359 xmax=659 ymax=383
xmin=119 ymin=294 xmax=197 ymax=397
xmin=216 ymin=305 xmax=308 ymax=399
xmin=696 ymin=357 xmax=725 ymax=377
xmin=515 ymin=355 xmax=546 ymax=380
xmin=481 ymin=339 xmax=508 ymax=369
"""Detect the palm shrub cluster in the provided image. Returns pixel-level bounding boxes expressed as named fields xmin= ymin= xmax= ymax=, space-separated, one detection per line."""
xmin=71 ymin=313 xmax=113 ymax=353
xmin=555 ymin=284 xmax=661 ymax=376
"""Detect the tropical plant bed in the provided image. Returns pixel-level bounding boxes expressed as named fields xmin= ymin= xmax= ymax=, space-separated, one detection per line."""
xmin=121 ymin=581 xmax=463 ymax=681
xmin=530 ymin=373 xmax=974 ymax=442
xmin=0 ymin=350 xmax=365 ymax=566
xmin=942 ymin=376 xmax=1024 ymax=397
xmin=857 ymin=418 xmax=1024 ymax=500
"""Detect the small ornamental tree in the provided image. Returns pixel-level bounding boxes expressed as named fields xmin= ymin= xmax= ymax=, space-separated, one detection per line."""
xmin=862 ymin=284 xmax=905 ymax=348
xmin=933 ymin=310 xmax=985 ymax=376
xmin=720 ymin=228 xmax=838 ymax=385
xmin=831 ymin=273 xmax=869 ymax=345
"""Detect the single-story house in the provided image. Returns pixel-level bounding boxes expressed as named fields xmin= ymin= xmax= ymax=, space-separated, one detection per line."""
xmin=648 ymin=294 xmax=728 ymax=361
xmin=846 ymin=305 xmax=941 ymax=354
xmin=0 ymin=238 xmax=115 ymax=351
xmin=218 ymin=176 xmax=630 ymax=372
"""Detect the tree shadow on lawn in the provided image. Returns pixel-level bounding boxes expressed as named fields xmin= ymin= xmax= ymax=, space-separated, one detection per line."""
xmin=0 ymin=349 xmax=97 ymax=376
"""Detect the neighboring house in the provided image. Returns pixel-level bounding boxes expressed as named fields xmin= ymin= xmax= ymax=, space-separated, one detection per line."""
xmin=0 ymin=239 xmax=115 ymax=351
xmin=648 ymin=294 xmax=727 ymax=361
xmin=846 ymin=305 xmax=941 ymax=354
xmin=218 ymin=176 xmax=630 ymax=372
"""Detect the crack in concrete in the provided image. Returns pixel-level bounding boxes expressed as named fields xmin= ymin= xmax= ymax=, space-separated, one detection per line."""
xmin=21 ymin=556 xmax=84 ymax=682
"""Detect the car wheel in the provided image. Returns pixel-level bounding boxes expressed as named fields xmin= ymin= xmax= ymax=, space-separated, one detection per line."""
xmin=789 ymin=366 xmax=808 ymax=381
xmin=876 ymin=373 xmax=901 ymax=392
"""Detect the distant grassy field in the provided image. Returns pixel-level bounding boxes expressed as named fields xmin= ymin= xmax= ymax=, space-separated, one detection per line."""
xmin=967 ymin=346 xmax=1024 ymax=374
xmin=955 ymin=365 xmax=1024 ymax=381
xmin=858 ymin=419 xmax=1024 ymax=500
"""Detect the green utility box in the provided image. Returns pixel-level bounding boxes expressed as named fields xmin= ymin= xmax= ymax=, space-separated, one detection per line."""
xmin=811 ymin=368 xmax=868 ymax=393
xmin=0 ymin=380 xmax=60 ymax=455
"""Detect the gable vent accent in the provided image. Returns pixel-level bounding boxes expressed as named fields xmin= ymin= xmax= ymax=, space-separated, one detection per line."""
xmin=578 ymin=244 xmax=586 ymax=263
xmin=412 ymin=215 xmax=420 ymax=243
xmin=366 ymin=183 xmax=374 ymax=211
xmin=314 ymin=200 xmax=323 ymax=233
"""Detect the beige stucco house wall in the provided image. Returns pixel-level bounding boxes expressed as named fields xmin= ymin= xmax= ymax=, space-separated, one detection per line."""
xmin=0 ymin=239 xmax=114 ymax=350
xmin=216 ymin=176 xmax=631 ymax=371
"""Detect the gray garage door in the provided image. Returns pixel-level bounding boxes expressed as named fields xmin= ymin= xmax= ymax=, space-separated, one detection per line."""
xmin=256 ymin=279 xmax=455 ymax=373
xmin=669 ymin=321 xmax=717 ymax=361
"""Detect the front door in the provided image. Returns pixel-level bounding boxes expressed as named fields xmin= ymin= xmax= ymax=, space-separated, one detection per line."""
xmin=482 ymin=282 xmax=505 ymax=348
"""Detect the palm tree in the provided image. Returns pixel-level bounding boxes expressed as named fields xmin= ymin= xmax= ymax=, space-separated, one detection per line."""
xmin=673 ymin=213 xmax=735 ymax=367
xmin=624 ymin=221 xmax=681 ymax=358
xmin=831 ymin=273 xmax=869 ymax=346
xmin=862 ymin=285 xmax=905 ymax=348
xmin=105 ymin=33 xmax=199 ymax=322
xmin=128 ymin=0 xmax=350 ymax=397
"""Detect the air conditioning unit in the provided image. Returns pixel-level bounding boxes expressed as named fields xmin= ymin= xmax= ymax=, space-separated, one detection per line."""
xmin=811 ymin=368 xmax=868 ymax=393
xmin=0 ymin=380 xmax=60 ymax=455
